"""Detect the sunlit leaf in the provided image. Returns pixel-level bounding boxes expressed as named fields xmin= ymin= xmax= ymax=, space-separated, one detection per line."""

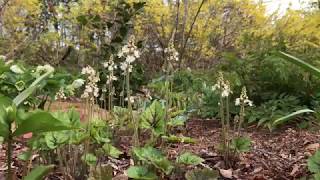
xmin=176 ymin=152 xmax=204 ymax=166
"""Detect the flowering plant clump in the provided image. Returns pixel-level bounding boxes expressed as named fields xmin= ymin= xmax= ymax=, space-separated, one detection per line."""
xmin=81 ymin=66 xmax=100 ymax=101
xmin=212 ymin=72 xmax=232 ymax=97
xmin=118 ymin=35 xmax=140 ymax=74
xmin=118 ymin=35 xmax=141 ymax=147
xmin=103 ymin=55 xmax=118 ymax=84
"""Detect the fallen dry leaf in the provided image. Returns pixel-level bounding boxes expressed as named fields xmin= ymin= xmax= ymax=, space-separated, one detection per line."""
xmin=220 ymin=168 xmax=233 ymax=179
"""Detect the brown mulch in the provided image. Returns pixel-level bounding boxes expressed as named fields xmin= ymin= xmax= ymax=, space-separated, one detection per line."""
xmin=167 ymin=119 xmax=320 ymax=180
xmin=1 ymin=101 xmax=320 ymax=179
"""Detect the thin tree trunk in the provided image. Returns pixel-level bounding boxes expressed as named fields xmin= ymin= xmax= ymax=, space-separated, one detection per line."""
xmin=179 ymin=0 xmax=206 ymax=68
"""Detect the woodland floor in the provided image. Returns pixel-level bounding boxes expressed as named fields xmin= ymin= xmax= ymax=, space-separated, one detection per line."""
xmin=0 ymin=101 xmax=320 ymax=180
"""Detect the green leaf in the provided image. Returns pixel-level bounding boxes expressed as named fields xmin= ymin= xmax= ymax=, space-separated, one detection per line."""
xmin=278 ymin=51 xmax=320 ymax=78
xmin=0 ymin=106 xmax=9 ymax=139
xmin=13 ymin=69 xmax=54 ymax=106
xmin=0 ymin=94 xmax=12 ymax=107
xmin=102 ymin=143 xmax=123 ymax=158
xmin=45 ymin=132 xmax=69 ymax=149
xmin=231 ymin=137 xmax=251 ymax=152
xmin=81 ymin=153 xmax=97 ymax=166
xmin=127 ymin=166 xmax=157 ymax=180
xmin=18 ymin=150 xmax=32 ymax=161
xmin=23 ymin=165 xmax=54 ymax=180
xmin=176 ymin=152 xmax=204 ymax=166
xmin=314 ymin=173 xmax=320 ymax=180
xmin=273 ymin=109 xmax=314 ymax=126
xmin=308 ymin=150 xmax=320 ymax=173
xmin=185 ymin=169 xmax=219 ymax=180
xmin=162 ymin=135 xmax=196 ymax=144
xmin=77 ymin=15 xmax=88 ymax=26
xmin=168 ymin=115 xmax=187 ymax=127
xmin=140 ymin=100 xmax=165 ymax=136
xmin=13 ymin=111 xmax=73 ymax=137
xmin=133 ymin=146 xmax=174 ymax=175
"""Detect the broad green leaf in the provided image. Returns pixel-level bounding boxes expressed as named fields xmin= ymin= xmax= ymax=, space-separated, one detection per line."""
xmin=127 ymin=166 xmax=157 ymax=180
xmin=140 ymin=100 xmax=165 ymax=136
xmin=273 ymin=109 xmax=314 ymax=126
xmin=231 ymin=137 xmax=251 ymax=152
xmin=133 ymin=146 xmax=174 ymax=175
xmin=13 ymin=111 xmax=73 ymax=137
xmin=13 ymin=69 xmax=54 ymax=106
xmin=133 ymin=146 xmax=163 ymax=162
xmin=102 ymin=143 xmax=123 ymax=158
xmin=45 ymin=132 xmax=69 ymax=149
xmin=81 ymin=153 xmax=97 ymax=166
xmin=308 ymin=150 xmax=320 ymax=173
xmin=23 ymin=165 xmax=54 ymax=180
xmin=278 ymin=51 xmax=320 ymax=78
xmin=185 ymin=169 xmax=219 ymax=180
xmin=176 ymin=152 xmax=204 ymax=166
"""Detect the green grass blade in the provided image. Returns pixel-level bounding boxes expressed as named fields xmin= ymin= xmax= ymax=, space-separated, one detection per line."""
xmin=13 ymin=69 xmax=54 ymax=106
xmin=273 ymin=109 xmax=314 ymax=126
xmin=278 ymin=51 xmax=320 ymax=78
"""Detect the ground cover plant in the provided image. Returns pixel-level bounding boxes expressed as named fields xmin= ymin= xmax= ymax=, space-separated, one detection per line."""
xmin=0 ymin=0 xmax=320 ymax=179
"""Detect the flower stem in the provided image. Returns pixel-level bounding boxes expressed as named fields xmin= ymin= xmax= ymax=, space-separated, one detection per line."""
xmin=126 ymin=69 xmax=139 ymax=147
xmin=7 ymin=130 xmax=13 ymax=180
